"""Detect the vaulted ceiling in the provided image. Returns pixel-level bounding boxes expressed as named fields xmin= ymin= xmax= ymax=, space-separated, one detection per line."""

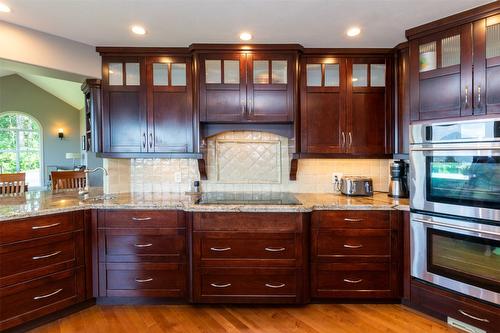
xmin=0 ymin=0 xmax=492 ymax=48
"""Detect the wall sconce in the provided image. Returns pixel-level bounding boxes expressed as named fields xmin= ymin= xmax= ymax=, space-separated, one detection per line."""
xmin=58 ymin=128 xmax=64 ymax=140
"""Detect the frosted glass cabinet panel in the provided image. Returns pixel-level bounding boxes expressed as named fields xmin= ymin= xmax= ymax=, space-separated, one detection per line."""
xmin=205 ymin=60 xmax=222 ymax=84
xmin=223 ymin=60 xmax=240 ymax=84
xmin=125 ymin=63 xmax=140 ymax=85
xmin=352 ymin=64 xmax=368 ymax=87
xmin=324 ymin=64 xmax=339 ymax=87
xmin=171 ymin=63 xmax=187 ymax=86
xmin=272 ymin=60 xmax=287 ymax=84
xmin=419 ymin=41 xmax=437 ymax=72
xmin=370 ymin=64 xmax=386 ymax=87
xmin=441 ymin=35 xmax=461 ymax=67
xmin=108 ymin=63 xmax=123 ymax=86
xmin=306 ymin=64 xmax=322 ymax=87
xmin=486 ymin=16 xmax=500 ymax=59
xmin=153 ymin=63 xmax=168 ymax=86
xmin=253 ymin=60 xmax=269 ymax=84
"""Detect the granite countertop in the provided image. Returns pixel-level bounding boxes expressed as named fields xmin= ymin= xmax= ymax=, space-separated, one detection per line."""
xmin=0 ymin=188 xmax=409 ymax=221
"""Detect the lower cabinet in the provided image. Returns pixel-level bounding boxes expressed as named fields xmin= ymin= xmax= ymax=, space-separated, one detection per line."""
xmin=410 ymin=280 xmax=500 ymax=333
xmin=0 ymin=211 xmax=89 ymax=331
xmin=310 ymin=210 xmax=402 ymax=299
xmin=191 ymin=212 xmax=309 ymax=304
xmin=97 ymin=210 xmax=187 ymax=298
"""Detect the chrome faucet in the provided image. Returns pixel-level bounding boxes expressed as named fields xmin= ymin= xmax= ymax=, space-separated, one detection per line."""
xmin=78 ymin=167 xmax=108 ymax=195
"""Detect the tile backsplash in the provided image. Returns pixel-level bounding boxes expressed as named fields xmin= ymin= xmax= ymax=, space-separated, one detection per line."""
xmin=103 ymin=131 xmax=391 ymax=194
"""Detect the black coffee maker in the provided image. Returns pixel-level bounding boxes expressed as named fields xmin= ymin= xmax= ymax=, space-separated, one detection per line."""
xmin=388 ymin=160 xmax=409 ymax=198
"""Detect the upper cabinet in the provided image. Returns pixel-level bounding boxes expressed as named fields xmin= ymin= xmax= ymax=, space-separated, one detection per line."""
xmin=473 ymin=14 xmax=500 ymax=115
xmin=198 ymin=51 xmax=297 ymax=123
xmin=300 ymin=53 xmax=392 ymax=157
xmin=407 ymin=3 xmax=500 ymax=121
xmin=102 ymin=56 xmax=147 ymax=153
xmin=99 ymin=51 xmax=194 ymax=155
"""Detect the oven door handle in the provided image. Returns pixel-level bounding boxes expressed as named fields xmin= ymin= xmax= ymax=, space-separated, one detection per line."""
xmin=410 ymin=145 xmax=500 ymax=151
xmin=412 ymin=218 xmax=500 ymax=237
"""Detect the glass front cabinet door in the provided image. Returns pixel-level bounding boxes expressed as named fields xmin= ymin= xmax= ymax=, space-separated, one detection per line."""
xmin=474 ymin=14 xmax=500 ymax=115
xmin=410 ymin=25 xmax=473 ymax=121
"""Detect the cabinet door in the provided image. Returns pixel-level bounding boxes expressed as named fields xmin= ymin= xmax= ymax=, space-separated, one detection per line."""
xmin=346 ymin=58 xmax=391 ymax=155
xmin=146 ymin=56 xmax=193 ymax=152
xmin=102 ymin=57 xmax=147 ymax=153
xmin=199 ymin=53 xmax=246 ymax=122
xmin=300 ymin=57 xmax=347 ymax=154
xmin=247 ymin=53 xmax=295 ymax=122
xmin=473 ymin=14 xmax=500 ymax=115
xmin=409 ymin=26 xmax=473 ymax=121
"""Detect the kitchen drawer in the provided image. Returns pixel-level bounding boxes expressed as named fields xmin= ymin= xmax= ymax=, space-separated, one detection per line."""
xmin=193 ymin=212 xmax=301 ymax=232
xmin=0 ymin=232 xmax=83 ymax=287
xmin=102 ymin=231 xmax=185 ymax=262
xmin=0 ymin=212 xmax=82 ymax=245
xmin=199 ymin=233 xmax=296 ymax=262
xmin=314 ymin=229 xmax=390 ymax=259
xmin=411 ymin=281 xmax=500 ymax=333
xmin=200 ymin=267 xmax=297 ymax=298
xmin=312 ymin=211 xmax=390 ymax=229
xmin=104 ymin=262 xmax=185 ymax=297
xmin=0 ymin=268 xmax=84 ymax=330
xmin=98 ymin=210 xmax=185 ymax=229
xmin=313 ymin=263 xmax=392 ymax=298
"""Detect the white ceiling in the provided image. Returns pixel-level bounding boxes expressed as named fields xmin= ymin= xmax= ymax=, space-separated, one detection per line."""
xmin=0 ymin=0 xmax=493 ymax=48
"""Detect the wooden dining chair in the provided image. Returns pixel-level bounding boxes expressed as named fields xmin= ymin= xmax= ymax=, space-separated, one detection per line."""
xmin=0 ymin=172 xmax=26 ymax=194
xmin=51 ymin=170 xmax=86 ymax=190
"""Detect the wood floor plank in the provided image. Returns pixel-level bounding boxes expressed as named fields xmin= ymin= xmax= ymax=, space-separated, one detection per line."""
xmin=28 ymin=304 xmax=461 ymax=333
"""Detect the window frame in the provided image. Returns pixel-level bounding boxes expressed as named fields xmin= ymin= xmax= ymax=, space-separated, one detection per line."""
xmin=0 ymin=111 xmax=44 ymax=189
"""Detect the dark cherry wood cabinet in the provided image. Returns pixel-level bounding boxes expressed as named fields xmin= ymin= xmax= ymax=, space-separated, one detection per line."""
xmin=101 ymin=56 xmax=148 ymax=153
xmin=407 ymin=3 xmax=500 ymax=121
xmin=191 ymin=212 xmax=309 ymax=304
xmin=0 ymin=211 xmax=90 ymax=331
xmin=410 ymin=280 xmax=500 ymax=333
xmin=197 ymin=48 xmax=297 ymax=123
xmin=96 ymin=210 xmax=187 ymax=298
xmin=98 ymin=50 xmax=195 ymax=155
xmin=310 ymin=210 xmax=402 ymax=299
xmin=81 ymin=79 xmax=102 ymax=153
xmin=300 ymin=52 xmax=392 ymax=157
xmin=394 ymin=43 xmax=410 ymax=156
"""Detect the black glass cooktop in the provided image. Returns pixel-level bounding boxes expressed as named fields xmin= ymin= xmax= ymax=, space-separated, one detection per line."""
xmin=195 ymin=192 xmax=301 ymax=205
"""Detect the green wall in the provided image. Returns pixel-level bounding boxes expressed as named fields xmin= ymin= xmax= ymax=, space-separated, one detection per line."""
xmin=0 ymin=74 xmax=81 ymax=186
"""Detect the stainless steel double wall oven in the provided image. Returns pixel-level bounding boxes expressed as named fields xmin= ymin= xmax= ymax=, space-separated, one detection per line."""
xmin=410 ymin=118 xmax=500 ymax=305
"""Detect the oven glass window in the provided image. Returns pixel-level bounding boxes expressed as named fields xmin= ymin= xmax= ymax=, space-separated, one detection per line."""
xmin=428 ymin=229 xmax=500 ymax=292
xmin=426 ymin=156 xmax=500 ymax=209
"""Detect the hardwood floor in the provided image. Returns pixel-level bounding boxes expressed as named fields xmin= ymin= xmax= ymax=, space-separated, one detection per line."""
xmin=29 ymin=304 xmax=460 ymax=333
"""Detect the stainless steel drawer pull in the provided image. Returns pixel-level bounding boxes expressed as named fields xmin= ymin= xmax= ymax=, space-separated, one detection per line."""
xmin=343 ymin=244 xmax=363 ymax=249
xmin=265 ymin=247 xmax=286 ymax=252
xmin=210 ymin=283 xmax=231 ymax=288
xmin=343 ymin=278 xmax=363 ymax=284
xmin=32 ymin=251 xmax=62 ymax=260
xmin=135 ymin=278 xmax=153 ymax=283
xmin=344 ymin=218 xmax=363 ymax=222
xmin=265 ymin=283 xmax=286 ymax=288
xmin=33 ymin=288 xmax=63 ymax=300
xmin=134 ymin=243 xmax=153 ymax=248
xmin=131 ymin=217 xmax=152 ymax=221
xmin=210 ymin=247 xmax=231 ymax=252
xmin=32 ymin=223 xmax=61 ymax=230
xmin=458 ymin=309 xmax=490 ymax=323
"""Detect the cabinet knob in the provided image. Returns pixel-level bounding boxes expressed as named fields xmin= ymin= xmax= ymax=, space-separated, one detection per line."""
xmin=33 ymin=288 xmax=63 ymax=300
xmin=132 ymin=217 xmax=152 ymax=221
xmin=142 ymin=133 xmax=146 ymax=149
xmin=32 ymin=251 xmax=62 ymax=260
xmin=210 ymin=283 xmax=231 ymax=288
xmin=341 ymin=132 xmax=346 ymax=148
xmin=135 ymin=278 xmax=153 ymax=283
xmin=134 ymin=243 xmax=153 ymax=248
xmin=464 ymin=86 xmax=469 ymax=109
xmin=458 ymin=309 xmax=489 ymax=323
xmin=343 ymin=278 xmax=363 ymax=284
xmin=32 ymin=223 xmax=60 ymax=230
xmin=264 ymin=247 xmax=286 ymax=252
xmin=343 ymin=244 xmax=363 ymax=249
xmin=265 ymin=283 xmax=286 ymax=288
xmin=476 ymin=85 xmax=482 ymax=110
xmin=149 ymin=133 xmax=153 ymax=149
xmin=210 ymin=247 xmax=231 ymax=252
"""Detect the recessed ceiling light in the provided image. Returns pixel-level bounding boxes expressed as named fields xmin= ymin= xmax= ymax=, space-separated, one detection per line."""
xmin=346 ymin=27 xmax=361 ymax=37
xmin=131 ymin=25 xmax=146 ymax=35
xmin=239 ymin=32 xmax=252 ymax=41
xmin=0 ymin=3 xmax=11 ymax=13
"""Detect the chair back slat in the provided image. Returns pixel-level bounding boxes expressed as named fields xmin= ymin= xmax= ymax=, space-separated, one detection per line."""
xmin=51 ymin=171 xmax=86 ymax=190
xmin=0 ymin=173 xmax=26 ymax=194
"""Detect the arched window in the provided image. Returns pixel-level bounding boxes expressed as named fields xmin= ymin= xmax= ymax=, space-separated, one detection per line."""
xmin=0 ymin=112 xmax=43 ymax=188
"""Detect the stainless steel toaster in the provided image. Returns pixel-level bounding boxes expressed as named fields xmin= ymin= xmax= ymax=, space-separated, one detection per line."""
xmin=339 ymin=176 xmax=373 ymax=196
